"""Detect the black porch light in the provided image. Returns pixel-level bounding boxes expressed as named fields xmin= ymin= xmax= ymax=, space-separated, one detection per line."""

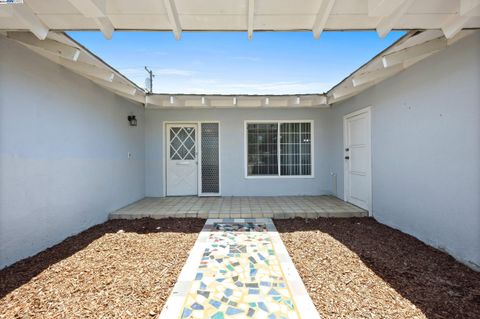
xmin=127 ymin=115 xmax=137 ymax=126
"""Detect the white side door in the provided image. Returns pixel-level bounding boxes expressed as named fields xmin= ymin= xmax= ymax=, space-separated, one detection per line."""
xmin=344 ymin=108 xmax=372 ymax=212
xmin=166 ymin=124 xmax=198 ymax=196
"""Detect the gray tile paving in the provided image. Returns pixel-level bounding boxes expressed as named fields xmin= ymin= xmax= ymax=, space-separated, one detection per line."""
xmin=109 ymin=195 xmax=367 ymax=219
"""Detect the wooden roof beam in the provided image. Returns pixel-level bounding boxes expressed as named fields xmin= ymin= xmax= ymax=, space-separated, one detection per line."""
xmin=312 ymin=0 xmax=336 ymax=39
xmin=11 ymin=3 xmax=49 ymax=40
xmin=67 ymin=0 xmax=114 ymax=39
xmin=247 ymin=0 xmax=255 ymax=40
xmin=382 ymin=37 xmax=446 ymax=67
xmin=7 ymin=32 xmax=80 ymax=61
xmin=376 ymin=0 xmax=415 ymax=38
xmin=163 ymin=0 xmax=182 ymax=40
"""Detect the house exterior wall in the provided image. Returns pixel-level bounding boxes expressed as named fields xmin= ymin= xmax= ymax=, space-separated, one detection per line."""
xmin=145 ymin=108 xmax=333 ymax=197
xmin=0 ymin=37 xmax=146 ymax=268
xmin=328 ymin=33 xmax=480 ymax=269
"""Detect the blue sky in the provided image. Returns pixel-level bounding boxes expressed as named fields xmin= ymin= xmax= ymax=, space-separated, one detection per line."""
xmin=68 ymin=31 xmax=405 ymax=94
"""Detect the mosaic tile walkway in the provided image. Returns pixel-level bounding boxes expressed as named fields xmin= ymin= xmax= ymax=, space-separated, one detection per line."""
xmin=160 ymin=219 xmax=320 ymax=319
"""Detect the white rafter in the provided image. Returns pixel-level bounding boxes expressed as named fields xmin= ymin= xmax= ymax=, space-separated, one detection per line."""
xmin=67 ymin=0 xmax=114 ymax=39
xmin=247 ymin=0 xmax=255 ymax=40
xmin=11 ymin=3 xmax=49 ymax=40
xmin=441 ymin=1 xmax=479 ymax=39
xmin=352 ymin=64 xmax=404 ymax=87
xmin=376 ymin=0 xmax=415 ymax=38
xmin=460 ymin=0 xmax=480 ymax=15
xmin=7 ymin=32 xmax=80 ymax=61
xmin=163 ymin=0 xmax=182 ymax=40
xmin=368 ymin=0 xmax=405 ymax=17
xmin=312 ymin=0 xmax=336 ymax=39
xmin=382 ymin=37 xmax=446 ymax=67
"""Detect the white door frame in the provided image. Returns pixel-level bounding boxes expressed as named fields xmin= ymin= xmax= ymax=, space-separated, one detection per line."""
xmin=343 ymin=106 xmax=372 ymax=215
xmin=162 ymin=121 xmax=221 ymax=197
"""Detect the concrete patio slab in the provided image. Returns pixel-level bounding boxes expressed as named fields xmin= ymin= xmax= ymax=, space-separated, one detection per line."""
xmin=109 ymin=196 xmax=367 ymax=220
xmin=159 ymin=218 xmax=321 ymax=319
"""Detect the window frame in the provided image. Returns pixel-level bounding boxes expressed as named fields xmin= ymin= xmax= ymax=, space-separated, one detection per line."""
xmin=243 ymin=120 xmax=314 ymax=179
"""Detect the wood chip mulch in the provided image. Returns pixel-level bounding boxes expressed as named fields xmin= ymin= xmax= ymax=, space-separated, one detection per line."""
xmin=0 ymin=218 xmax=204 ymax=319
xmin=275 ymin=218 xmax=480 ymax=319
xmin=1 ymin=217 xmax=479 ymax=318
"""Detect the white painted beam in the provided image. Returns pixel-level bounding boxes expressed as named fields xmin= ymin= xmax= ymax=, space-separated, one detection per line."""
xmin=0 ymin=6 xmax=13 ymax=17
xmin=247 ymin=0 xmax=255 ymax=40
xmin=460 ymin=0 xmax=480 ymax=16
xmin=67 ymin=0 xmax=114 ymax=39
xmin=376 ymin=0 xmax=415 ymax=38
xmin=312 ymin=0 xmax=336 ymax=39
xmin=7 ymin=32 xmax=80 ymax=61
xmin=352 ymin=64 xmax=404 ymax=87
xmin=57 ymin=57 xmax=115 ymax=82
xmin=368 ymin=0 xmax=405 ymax=17
xmin=163 ymin=0 xmax=182 ymax=40
xmin=94 ymin=17 xmax=114 ymax=40
xmin=67 ymin=0 xmax=106 ymax=17
xmin=441 ymin=2 xmax=478 ymax=40
xmin=11 ymin=3 xmax=49 ymax=40
xmin=382 ymin=37 xmax=446 ymax=67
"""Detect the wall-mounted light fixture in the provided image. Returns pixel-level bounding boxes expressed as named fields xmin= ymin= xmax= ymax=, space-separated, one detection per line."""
xmin=127 ymin=115 xmax=137 ymax=126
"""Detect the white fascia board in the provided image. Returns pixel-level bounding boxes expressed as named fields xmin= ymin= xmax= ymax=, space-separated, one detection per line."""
xmin=352 ymin=63 xmax=404 ymax=87
xmin=57 ymin=57 xmax=115 ymax=82
xmin=89 ymin=77 xmax=138 ymax=96
xmin=8 ymin=32 xmax=80 ymax=61
xmin=382 ymin=37 xmax=446 ymax=67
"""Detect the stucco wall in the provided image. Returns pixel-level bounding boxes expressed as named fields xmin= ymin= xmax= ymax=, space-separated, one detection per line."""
xmin=0 ymin=37 xmax=146 ymax=268
xmin=328 ymin=33 xmax=480 ymax=269
xmin=145 ymin=108 xmax=333 ymax=197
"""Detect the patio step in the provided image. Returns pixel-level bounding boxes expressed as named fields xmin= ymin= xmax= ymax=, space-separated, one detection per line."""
xmin=109 ymin=196 xmax=367 ymax=220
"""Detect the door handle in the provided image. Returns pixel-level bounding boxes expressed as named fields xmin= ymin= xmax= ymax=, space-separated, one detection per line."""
xmin=345 ymin=156 xmax=350 ymax=160
xmin=176 ymin=161 xmax=190 ymax=165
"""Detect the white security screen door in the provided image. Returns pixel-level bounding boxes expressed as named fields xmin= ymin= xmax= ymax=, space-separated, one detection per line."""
xmin=344 ymin=108 xmax=372 ymax=212
xmin=166 ymin=124 xmax=198 ymax=196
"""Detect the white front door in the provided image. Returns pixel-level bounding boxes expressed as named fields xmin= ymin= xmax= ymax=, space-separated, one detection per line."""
xmin=344 ymin=107 xmax=372 ymax=212
xmin=166 ymin=124 xmax=198 ymax=196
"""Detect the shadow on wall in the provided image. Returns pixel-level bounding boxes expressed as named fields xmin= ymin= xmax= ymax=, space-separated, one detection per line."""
xmin=275 ymin=218 xmax=480 ymax=319
xmin=0 ymin=218 xmax=204 ymax=299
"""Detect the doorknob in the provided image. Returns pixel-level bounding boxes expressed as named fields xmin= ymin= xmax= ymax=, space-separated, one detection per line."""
xmin=345 ymin=156 xmax=350 ymax=160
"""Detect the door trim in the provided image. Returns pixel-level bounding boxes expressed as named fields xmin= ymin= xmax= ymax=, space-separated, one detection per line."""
xmin=162 ymin=121 xmax=221 ymax=197
xmin=343 ymin=106 xmax=372 ymax=215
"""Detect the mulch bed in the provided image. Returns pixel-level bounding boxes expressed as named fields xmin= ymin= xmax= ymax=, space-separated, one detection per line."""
xmin=1 ymin=217 xmax=479 ymax=318
xmin=0 ymin=218 xmax=204 ymax=319
xmin=276 ymin=218 xmax=480 ymax=319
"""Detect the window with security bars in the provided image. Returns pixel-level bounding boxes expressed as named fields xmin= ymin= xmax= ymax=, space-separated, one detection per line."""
xmin=246 ymin=121 xmax=312 ymax=177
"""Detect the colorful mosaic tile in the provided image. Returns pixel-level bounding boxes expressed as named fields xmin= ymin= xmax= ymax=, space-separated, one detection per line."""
xmin=180 ymin=224 xmax=299 ymax=319
xmin=214 ymin=223 xmax=267 ymax=232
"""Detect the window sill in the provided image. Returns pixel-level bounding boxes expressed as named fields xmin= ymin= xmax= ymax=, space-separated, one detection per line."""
xmin=244 ymin=175 xmax=315 ymax=179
